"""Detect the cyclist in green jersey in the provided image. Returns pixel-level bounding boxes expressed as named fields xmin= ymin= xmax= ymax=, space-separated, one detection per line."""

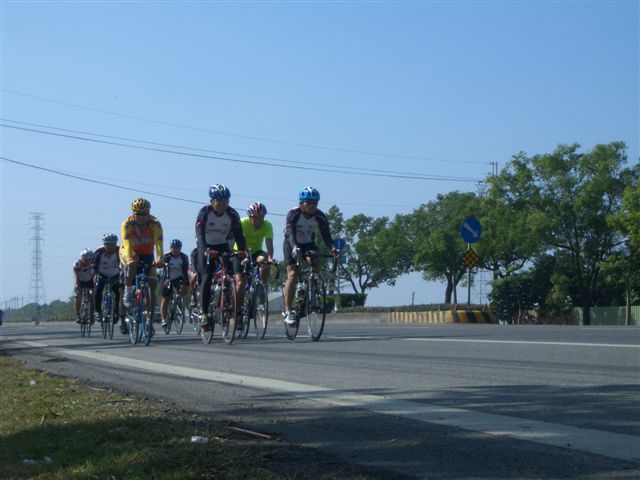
xmin=234 ymin=202 xmax=275 ymax=283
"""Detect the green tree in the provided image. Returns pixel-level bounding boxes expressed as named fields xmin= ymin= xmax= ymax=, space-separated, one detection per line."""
xmin=498 ymin=142 xmax=634 ymax=325
xmin=480 ymin=154 xmax=543 ymax=279
xmin=408 ymin=191 xmax=479 ymax=304
xmin=324 ymin=206 xmax=410 ymax=299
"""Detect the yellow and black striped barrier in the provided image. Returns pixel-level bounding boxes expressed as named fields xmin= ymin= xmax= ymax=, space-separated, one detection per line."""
xmin=388 ymin=310 xmax=496 ymax=324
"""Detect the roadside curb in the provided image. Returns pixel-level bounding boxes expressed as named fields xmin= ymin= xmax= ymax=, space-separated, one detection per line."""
xmin=388 ymin=310 xmax=496 ymax=324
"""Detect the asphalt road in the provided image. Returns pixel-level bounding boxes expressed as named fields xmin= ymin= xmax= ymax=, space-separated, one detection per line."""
xmin=2 ymin=319 xmax=639 ymax=479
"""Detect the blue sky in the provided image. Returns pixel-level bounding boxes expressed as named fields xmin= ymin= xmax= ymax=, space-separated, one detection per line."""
xmin=1 ymin=1 xmax=638 ymax=308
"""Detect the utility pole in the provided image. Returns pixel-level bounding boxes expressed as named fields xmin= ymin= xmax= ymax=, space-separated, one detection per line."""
xmin=29 ymin=212 xmax=46 ymax=307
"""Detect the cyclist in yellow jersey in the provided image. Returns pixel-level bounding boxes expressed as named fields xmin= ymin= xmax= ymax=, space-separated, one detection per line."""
xmin=234 ymin=202 xmax=275 ymax=283
xmin=120 ymin=198 xmax=164 ymax=333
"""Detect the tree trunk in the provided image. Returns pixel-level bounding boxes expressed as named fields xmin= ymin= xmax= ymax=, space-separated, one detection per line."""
xmin=582 ymin=303 xmax=591 ymax=326
xmin=445 ymin=276 xmax=453 ymax=304
xmin=626 ymin=277 xmax=631 ymax=326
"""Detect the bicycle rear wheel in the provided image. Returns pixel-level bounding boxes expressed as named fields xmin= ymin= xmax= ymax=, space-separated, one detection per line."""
xmin=252 ymin=282 xmax=268 ymax=339
xmin=306 ymin=276 xmax=326 ymax=342
xmin=220 ymin=279 xmax=237 ymax=345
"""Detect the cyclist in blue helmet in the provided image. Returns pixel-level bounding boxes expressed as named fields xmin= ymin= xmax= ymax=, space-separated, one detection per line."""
xmin=195 ymin=184 xmax=247 ymax=329
xmin=282 ymin=186 xmax=340 ymax=325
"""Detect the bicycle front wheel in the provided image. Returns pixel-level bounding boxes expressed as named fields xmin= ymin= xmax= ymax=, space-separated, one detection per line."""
xmin=201 ymin=298 xmax=215 ymax=344
xmin=141 ymin=287 xmax=153 ymax=346
xmin=220 ymin=279 xmax=237 ymax=345
xmin=174 ymin=295 xmax=185 ymax=335
xmin=252 ymin=282 xmax=268 ymax=339
xmin=101 ymin=290 xmax=111 ymax=339
xmin=80 ymin=294 xmax=91 ymax=338
xmin=127 ymin=316 xmax=140 ymax=345
xmin=105 ymin=290 xmax=115 ymax=340
xmin=306 ymin=276 xmax=326 ymax=342
xmin=238 ymin=292 xmax=251 ymax=340
xmin=281 ymin=286 xmax=299 ymax=341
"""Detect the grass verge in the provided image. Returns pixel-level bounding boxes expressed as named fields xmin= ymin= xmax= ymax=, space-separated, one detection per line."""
xmin=0 ymin=353 xmax=382 ymax=480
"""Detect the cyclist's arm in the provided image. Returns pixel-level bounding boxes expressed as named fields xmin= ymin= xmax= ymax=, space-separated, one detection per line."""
xmin=265 ymin=237 xmax=274 ymax=259
xmin=285 ymin=208 xmax=300 ymax=249
xmin=121 ymin=220 xmax=134 ymax=261
xmin=181 ymin=253 xmax=189 ymax=280
xmin=152 ymin=219 xmax=164 ymax=259
xmin=230 ymin=211 xmax=246 ymax=252
xmin=195 ymin=206 xmax=208 ymax=250
xmin=264 ymin=220 xmax=274 ymax=258
xmin=316 ymin=210 xmax=336 ymax=252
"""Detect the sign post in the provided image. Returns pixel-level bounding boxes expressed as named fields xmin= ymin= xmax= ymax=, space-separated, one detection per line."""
xmin=333 ymin=239 xmax=346 ymax=312
xmin=460 ymin=217 xmax=482 ymax=305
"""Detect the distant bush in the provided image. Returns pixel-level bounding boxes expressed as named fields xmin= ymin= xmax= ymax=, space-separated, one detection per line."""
xmin=3 ymin=299 xmax=75 ymax=322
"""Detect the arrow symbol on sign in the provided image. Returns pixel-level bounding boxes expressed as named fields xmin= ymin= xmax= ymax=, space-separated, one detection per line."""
xmin=463 ymin=222 xmax=479 ymax=238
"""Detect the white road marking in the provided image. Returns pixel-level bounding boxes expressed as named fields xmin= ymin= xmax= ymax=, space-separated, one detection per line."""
xmin=403 ymin=338 xmax=640 ymax=348
xmin=14 ymin=339 xmax=640 ymax=463
xmin=324 ymin=335 xmax=639 ymax=348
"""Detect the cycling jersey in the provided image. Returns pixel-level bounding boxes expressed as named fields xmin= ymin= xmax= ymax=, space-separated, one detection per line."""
xmin=162 ymin=251 xmax=189 ymax=281
xmin=93 ymin=246 xmax=120 ymax=278
xmin=285 ymin=207 xmax=334 ymax=249
xmin=195 ymin=205 xmax=246 ymax=251
xmin=73 ymin=259 xmax=95 ymax=282
xmin=235 ymin=217 xmax=273 ymax=253
xmin=121 ymin=214 xmax=164 ymax=261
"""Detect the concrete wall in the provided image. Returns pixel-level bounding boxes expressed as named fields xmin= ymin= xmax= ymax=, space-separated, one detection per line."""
xmin=571 ymin=306 xmax=640 ymax=326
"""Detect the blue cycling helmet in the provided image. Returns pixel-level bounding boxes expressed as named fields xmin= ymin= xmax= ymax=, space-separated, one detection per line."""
xmin=170 ymin=238 xmax=182 ymax=248
xmin=209 ymin=184 xmax=231 ymax=200
xmin=298 ymin=186 xmax=320 ymax=202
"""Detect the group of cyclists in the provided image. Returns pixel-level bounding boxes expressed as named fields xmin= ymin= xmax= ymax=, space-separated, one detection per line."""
xmin=73 ymin=184 xmax=340 ymax=337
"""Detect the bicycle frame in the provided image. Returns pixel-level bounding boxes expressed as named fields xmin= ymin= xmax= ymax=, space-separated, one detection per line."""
xmin=238 ymin=253 xmax=276 ymax=340
xmin=200 ymin=250 xmax=238 ymax=345
xmin=126 ymin=263 xmax=153 ymax=346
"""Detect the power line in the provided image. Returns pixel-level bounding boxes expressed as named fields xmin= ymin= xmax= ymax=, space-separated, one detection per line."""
xmin=2 ymin=118 xmax=481 ymax=181
xmin=2 ymin=88 xmax=483 ymax=165
xmin=1 ymin=122 xmax=481 ymax=182
xmin=0 ymin=155 xmax=288 ymax=217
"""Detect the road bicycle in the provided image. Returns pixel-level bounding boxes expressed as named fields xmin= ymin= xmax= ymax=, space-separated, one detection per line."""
xmin=282 ymin=252 xmax=339 ymax=342
xmin=198 ymin=250 xmax=238 ymax=345
xmin=187 ymin=285 xmax=201 ymax=333
xmin=78 ymin=287 xmax=93 ymax=338
xmin=237 ymin=254 xmax=278 ymax=340
xmin=99 ymin=276 xmax=119 ymax=340
xmin=126 ymin=263 xmax=154 ymax=346
xmin=161 ymin=270 xmax=186 ymax=335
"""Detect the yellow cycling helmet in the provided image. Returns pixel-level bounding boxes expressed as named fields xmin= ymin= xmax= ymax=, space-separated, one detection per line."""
xmin=131 ymin=197 xmax=151 ymax=214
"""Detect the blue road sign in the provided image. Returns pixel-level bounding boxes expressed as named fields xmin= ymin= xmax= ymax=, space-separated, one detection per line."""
xmin=334 ymin=238 xmax=346 ymax=251
xmin=460 ymin=216 xmax=482 ymax=243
